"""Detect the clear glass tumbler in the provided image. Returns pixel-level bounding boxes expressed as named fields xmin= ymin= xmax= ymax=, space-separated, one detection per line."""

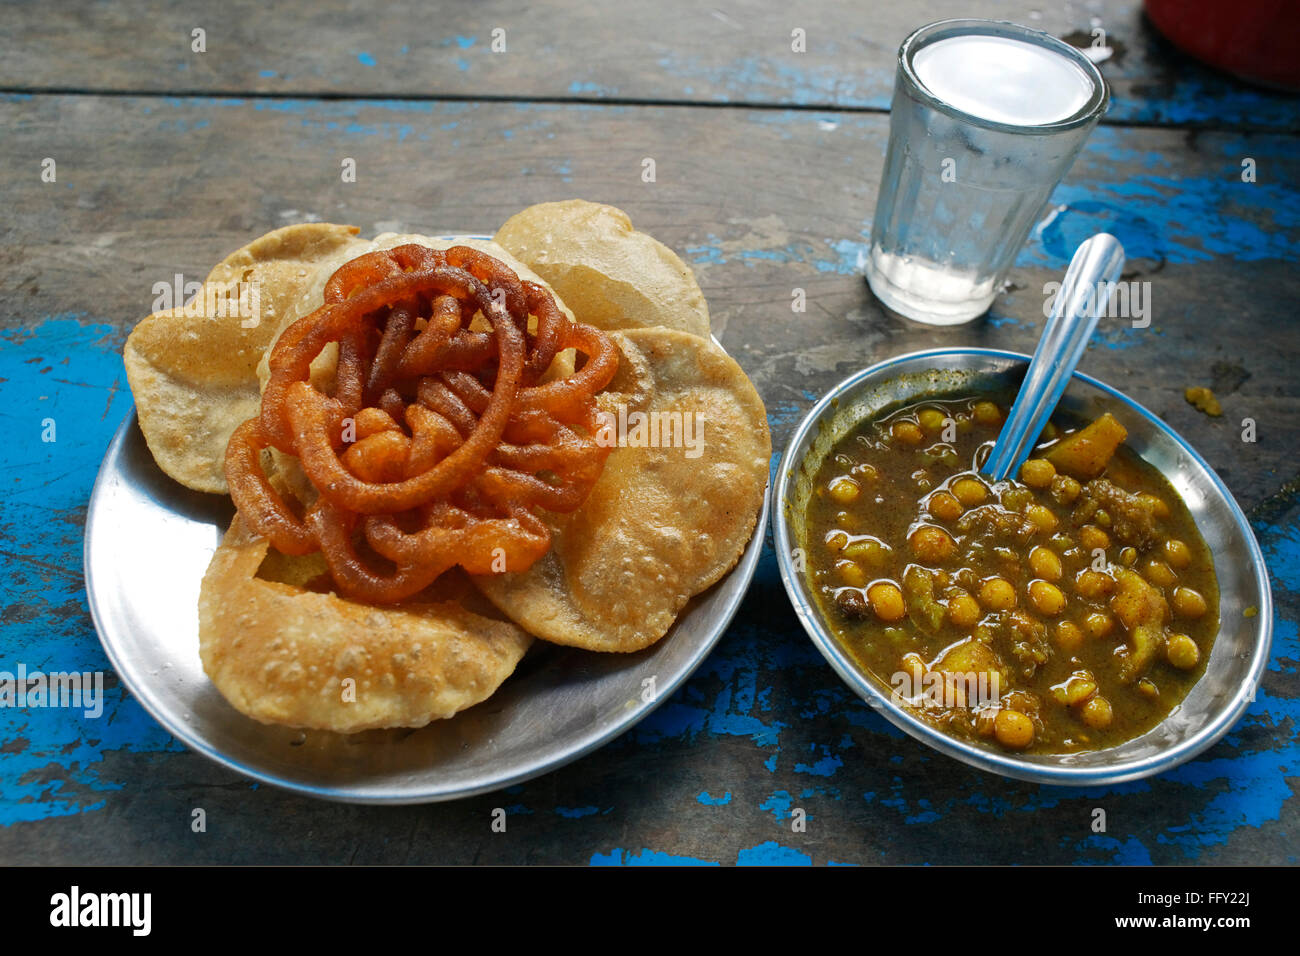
xmin=866 ymin=19 xmax=1109 ymax=325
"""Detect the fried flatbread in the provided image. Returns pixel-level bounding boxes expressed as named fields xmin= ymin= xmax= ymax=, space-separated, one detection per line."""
xmin=494 ymin=200 xmax=712 ymax=338
xmin=472 ymin=327 xmax=770 ymax=652
xmin=124 ymin=223 xmax=369 ymax=494
xmin=199 ymin=513 xmax=534 ymax=732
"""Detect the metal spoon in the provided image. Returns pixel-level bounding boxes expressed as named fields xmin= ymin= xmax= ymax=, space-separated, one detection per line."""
xmin=982 ymin=233 xmax=1126 ymax=482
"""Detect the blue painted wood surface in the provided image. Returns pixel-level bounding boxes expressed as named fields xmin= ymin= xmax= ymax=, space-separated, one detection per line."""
xmin=0 ymin=13 xmax=1297 ymax=864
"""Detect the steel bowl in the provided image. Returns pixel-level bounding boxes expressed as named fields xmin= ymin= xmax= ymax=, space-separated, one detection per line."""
xmin=773 ymin=348 xmax=1273 ymax=785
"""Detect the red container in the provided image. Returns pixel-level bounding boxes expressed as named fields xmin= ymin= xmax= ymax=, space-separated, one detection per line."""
xmin=1144 ymin=0 xmax=1300 ymax=91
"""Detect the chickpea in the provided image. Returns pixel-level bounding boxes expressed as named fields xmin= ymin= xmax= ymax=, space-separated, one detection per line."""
xmin=900 ymin=652 xmax=926 ymax=686
xmin=979 ymin=577 xmax=1017 ymax=611
xmin=836 ymin=560 xmax=867 ymax=588
xmin=1144 ymin=559 xmax=1178 ymax=588
xmin=843 ymin=539 xmax=891 ymax=567
xmin=1118 ymin=546 xmax=1138 ymax=566
xmin=972 ymin=401 xmax=1002 ymax=426
xmin=951 ymin=477 xmax=988 ymax=506
xmin=1026 ymin=504 xmax=1059 ymax=533
xmin=827 ymin=476 xmax=860 ymax=504
xmin=1080 ymin=696 xmax=1113 ymax=729
xmin=1029 ymin=580 xmax=1067 ymax=616
xmin=1078 ymin=525 xmax=1110 ymax=551
xmin=1001 ymin=487 xmax=1032 ymax=513
xmin=927 ymin=491 xmax=964 ymax=521
xmin=853 ymin=462 xmax=880 ymax=482
xmin=1055 ymin=621 xmax=1084 ymax=652
xmin=948 ymin=591 xmax=981 ymax=629
xmin=1166 ymin=633 xmax=1201 ymax=669
xmin=1064 ymin=674 xmax=1098 ymax=706
xmin=1028 ymin=546 xmax=1063 ymax=581
xmin=825 ymin=530 xmax=850 ymax=552
xmin=1138 ymin=492 xmax=1171 ymax=518
xmin=1074 ymin=569 xmax=1114 ymax=599
xmin=1084 ymin=611 xmax=1114 ymax=638
xmin=1020 ymin=458 xmax=1056 ymax=488
xmin=993 ymin=709 xmax=1034 ymax=749
xmin=917 ymin=408 xmax=947 ymax=434
xmin=1051 ymin=474 xmax=1082 ymax=504
xmin=909 ymin=525 xmax=957 ymax=563
xmin=1137 ymin=678 xmax=1159 ymax=699
xmin=1050 ymin=533 xmax=1074 ymax=551
xmin=1172 ymin=587 xmax=1208 ymax=619
xmin=892 ymin=421 xmax=924 ymax=446
xmin=868 ymin=581 xmax=907 ymax=622
xmin=1164 ymin=539 xmax=1192 ymax=569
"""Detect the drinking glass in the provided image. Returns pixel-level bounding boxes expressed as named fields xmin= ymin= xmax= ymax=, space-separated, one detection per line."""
xmin=866 ymin=19 xmax=1109 ymax=325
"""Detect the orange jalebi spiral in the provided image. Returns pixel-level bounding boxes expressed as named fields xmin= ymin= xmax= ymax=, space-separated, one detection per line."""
xmin=224 ymin=243 xmax=618 ymax=603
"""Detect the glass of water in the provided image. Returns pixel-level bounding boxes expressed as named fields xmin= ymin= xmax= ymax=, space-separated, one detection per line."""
xmin=866 ymin=19 xmax=1109 ymax=325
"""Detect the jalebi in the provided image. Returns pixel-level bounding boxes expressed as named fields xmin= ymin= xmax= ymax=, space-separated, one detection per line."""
xmin=224 ymin=243 xmax=618 ymax=603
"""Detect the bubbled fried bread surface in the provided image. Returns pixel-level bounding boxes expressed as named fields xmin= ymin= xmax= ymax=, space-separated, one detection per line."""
xmin=494 ymin=200 xmax=712 ymax=339
xmin=124 ymin=223 xmax=369 ymax=494
xmin=471 ymin=327 xmax=771 ymax=652
xmin=199 ymin=513 xmax=533 ymax=732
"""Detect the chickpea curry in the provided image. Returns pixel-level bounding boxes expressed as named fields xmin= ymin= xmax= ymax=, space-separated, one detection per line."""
xmin=804 ymin=395 xmax=1219 ymax=754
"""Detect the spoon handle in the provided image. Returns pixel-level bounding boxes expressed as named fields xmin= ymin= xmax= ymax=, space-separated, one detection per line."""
xmin=982 ymin=233 xmax=1126 ymax=482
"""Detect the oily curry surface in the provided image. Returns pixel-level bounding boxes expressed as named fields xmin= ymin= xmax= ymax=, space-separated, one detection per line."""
xmin=803 ymin=394 xmax=1219 ymax=755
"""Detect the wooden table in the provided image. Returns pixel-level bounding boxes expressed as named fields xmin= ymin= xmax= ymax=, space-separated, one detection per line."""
xmin=1 ymin=1 xmax=1296 ymax=865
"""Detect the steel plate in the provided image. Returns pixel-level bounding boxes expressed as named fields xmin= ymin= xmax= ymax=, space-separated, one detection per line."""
xmin=84 ymin=234 xmax=767 ymax=802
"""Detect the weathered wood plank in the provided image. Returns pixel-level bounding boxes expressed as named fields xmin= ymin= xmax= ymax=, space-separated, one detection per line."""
xmin=3 ymin=95 xmax=1296 ymax=503
xmin=2 ymin=0 xmax=1297 ymax=129
xmin=0 ymin=95 xmax=1296 ymax=863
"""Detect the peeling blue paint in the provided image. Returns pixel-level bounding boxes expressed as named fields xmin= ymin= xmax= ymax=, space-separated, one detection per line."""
xmin=0 ymin=318 xmax=182 ymax=826
xmin=592 ymin=842 xmax=814 ymax=865
xmin=592 ymin=848 xmax=719 ymax=866
xmin=794 ymin=748 xmax=843 ymax=777
xmin=697 ymin=790 xmax=732 ymax=805
xmin=737 ymin=841 xmax=813 ymax=865
xmin=759 ymin=789 xmax=794 ymax=820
